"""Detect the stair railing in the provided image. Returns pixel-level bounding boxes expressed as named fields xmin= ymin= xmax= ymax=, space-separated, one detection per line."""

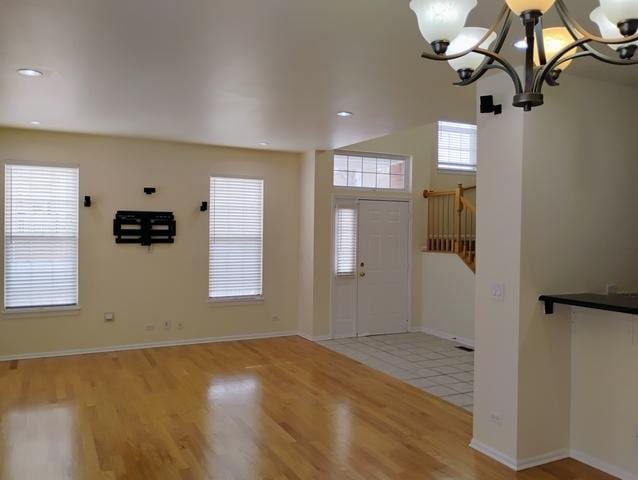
xmin=423 ymin=184 xmax=476 ymax=272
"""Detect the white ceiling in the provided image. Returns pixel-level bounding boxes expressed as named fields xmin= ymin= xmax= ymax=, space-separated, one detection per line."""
xmin=0 ymin=0 xmax=636 ymax=152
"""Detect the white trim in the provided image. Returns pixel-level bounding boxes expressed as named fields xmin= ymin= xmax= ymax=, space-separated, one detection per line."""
xmin=517 ymin=449 xmax=570 ymax=471
xmin=470 ymin=439 xmax=518 ymax=470
xmin=297 ymin=331 xmax=332 ymax=342
xmin=570 ymin=449 xmax=638 ymax=480
xmin=0 ymin=330 xmax=299 ymax=362
xmin=207 ymin=296 xmax=264 ymax=307
xmin=3 ymin=304 xmax=81 ymax=315
xmin=415 ymin=326 xmax=475 ymax=348
xmin=470 ymin=439 xmax=634 ymax=477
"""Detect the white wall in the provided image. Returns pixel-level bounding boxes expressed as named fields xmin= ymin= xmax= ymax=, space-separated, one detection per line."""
xmin=421 ymin=253 xmax=475 ymax=345
xmin=473 ymin=72 xmax=638 ymax=474
xmin=0 ymin=128 xmax=301 ymax=357
xmin=298 ymin=151 xmax=316 ymax=338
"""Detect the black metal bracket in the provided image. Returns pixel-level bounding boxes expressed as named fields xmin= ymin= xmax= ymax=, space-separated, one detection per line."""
xmin=84 ymin=195 xmax=92 ymax=207
xmin=144 ymin=187 xmax=156 ymax=195
xmin=542 ymin=299 xmax=554 ymax=315
xmin=480 ymin=95 xmax=502 ymax=115
xmin=200 ymin=201 xmax=208 ymax=212
xmin=113 ymin=211 xmax=176 ymax=246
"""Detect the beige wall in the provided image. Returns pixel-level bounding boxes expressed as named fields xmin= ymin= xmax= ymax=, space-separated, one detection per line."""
xmin=473 ymin=72 xmax=638 ymax=474
xmin=421 ymin=253 xmax=475 ymax=344
xmin=0 ymin=128 xmax=301 ymax=357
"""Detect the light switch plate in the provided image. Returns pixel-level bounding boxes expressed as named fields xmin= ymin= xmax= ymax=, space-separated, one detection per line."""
xmin=490 ymin=283 xmax=505 ymax=300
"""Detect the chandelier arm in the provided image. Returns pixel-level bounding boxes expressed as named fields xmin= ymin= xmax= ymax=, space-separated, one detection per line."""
xmin=452 ymin=14 xmax=514 ymax=87
xmin=535 ymin=38 xmax=638 ymax=92
xmin=420 ymin=5 xmax=511 ymax=62
xmin=535 ymin=17 xmax=547 ymax=66
xmin=454 ymin=63 xmax=511 ymax=87
xmin=555 ymin=0 xmax=638 ymax=45
xmin=472 ymin=48 xmax=523 ymax=94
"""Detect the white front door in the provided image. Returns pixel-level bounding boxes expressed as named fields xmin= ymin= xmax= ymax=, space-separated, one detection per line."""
xmin=356 ymin=200 xmax=410 ymax=336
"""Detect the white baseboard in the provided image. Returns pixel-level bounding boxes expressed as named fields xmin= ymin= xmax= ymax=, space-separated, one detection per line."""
xmin=470 ymin=439 xmax=569 ymax=471
xmin=0 ymin=330 xmax=299 ymax=362
xmin=416 ymin=326 xmax=475 ymax=348
xmin=297 ymin=331 xmax=331 ymax=342
xmin=470 ymin=439 xmax=518 ymax=470
xmin=517 ymin=449 xmax=570 ymax=470
xmin=471 ymin=439 xmax=635 ymax=477
xmin=571 ymin=449 xmax=637 ymax=480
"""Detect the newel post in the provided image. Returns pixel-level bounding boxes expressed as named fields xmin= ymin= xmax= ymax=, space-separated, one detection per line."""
xmin=454 ymin=184 xmax=464 ymax=253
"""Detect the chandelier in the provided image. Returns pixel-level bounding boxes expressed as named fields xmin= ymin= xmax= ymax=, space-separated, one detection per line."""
xmin=409 ymin=0 xmax=638 ymax=110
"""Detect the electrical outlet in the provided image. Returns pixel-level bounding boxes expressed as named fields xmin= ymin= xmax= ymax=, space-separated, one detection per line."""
xmin=490 ymin=412 xmax=503 ymax=425
xmin=271 ymin=315 xmax=280 ymax=322
xmin=145 ymin=323 xmax=155 ymax=331
xmin=163 ymin=321 xmax=171 ymax=330
xmin=104 ymin=312 xmax=115 ymax=322
xmin=490 ymin=283 xmax=505 ymax=301
xmin=177 ymin=321 xmax=184 ymax=330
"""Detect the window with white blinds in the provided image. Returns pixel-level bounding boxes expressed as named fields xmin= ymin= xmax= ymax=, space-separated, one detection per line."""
xmin=209 ymin=177 xmax=263 ymax=300
xmin=334 ymin=206 xmax=357 ymax=277
xmin=4 ymin=164 xmax=79 ymax=309
xmin=437 ymin=121 xmax=478 ymax=172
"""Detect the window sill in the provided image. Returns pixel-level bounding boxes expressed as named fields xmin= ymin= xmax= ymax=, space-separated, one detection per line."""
xmin=436 ymin=168 xmax=476 ymax=175
xmin=208 ymin=297 xmax=264 ymax=308
xmin=2 ymin=305 xmax=81 ymax=318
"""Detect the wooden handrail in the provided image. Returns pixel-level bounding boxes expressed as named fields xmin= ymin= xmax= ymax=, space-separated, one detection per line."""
xmin=423 ymin=183 xmax=476 ymax=273
xmin=423 ymin=185 xmax=476 ymax=198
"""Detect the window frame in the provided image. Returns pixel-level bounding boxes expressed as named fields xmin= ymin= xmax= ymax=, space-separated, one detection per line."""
xmin=207 ymin=175 xmax=265 ymax=305
xmin=332 ymin=150 xmax=411 ymax=192
xmin=437 ymin=121 xmax=478 ymax=174
xmin=3 ymin=161 xmax=80 ymax=313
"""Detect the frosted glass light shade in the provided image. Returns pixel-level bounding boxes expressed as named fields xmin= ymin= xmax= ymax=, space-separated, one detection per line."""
xmin=534 ymin=27 xmax=578 ymax=70
xmin=409 ymin=0 xmax=478 ymax=44
xmin=591 ymin=7 xmax=638 ymax=49
xmin=447 ymin=28 xmax=498 ymax=72
xmin=505 ymin=0 xmax=556 ymax=15
xmin=599 ymin=0 xmax=638 ymax=24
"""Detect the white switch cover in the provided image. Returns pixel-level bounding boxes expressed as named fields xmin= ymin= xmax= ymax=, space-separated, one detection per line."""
xmin=104 ymin=312 xmax=115 ymax=322
xmin=490 ymin=283 xmax=505 ymax=300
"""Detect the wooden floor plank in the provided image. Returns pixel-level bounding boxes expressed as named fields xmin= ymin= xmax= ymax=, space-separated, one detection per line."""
xmin=0 ymin=336 xmax=614 ymax=480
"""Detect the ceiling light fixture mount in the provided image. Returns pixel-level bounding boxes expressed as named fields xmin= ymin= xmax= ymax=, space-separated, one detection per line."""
xmin=409 ymin=0 xmax=638 ymax=111
xmin=337 ymin=111 xmax=354 ymax=117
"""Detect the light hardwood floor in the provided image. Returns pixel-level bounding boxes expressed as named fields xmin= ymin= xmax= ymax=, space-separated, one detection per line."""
xmin=0 ymin=336 xmax=612 ymax=480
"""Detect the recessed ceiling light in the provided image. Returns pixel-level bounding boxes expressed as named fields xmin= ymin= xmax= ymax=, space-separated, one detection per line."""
xmin=513 ymin=40 xmax=528 ymax=50
xmin=337 ymin=111 xmax=354 ymax=117
xmin=29 ymin=121 xmax=42 ymax=126
xmin=258 ymin=141 xmax=270 ymax=146
xmin=17 ymin=68 xmax=44 ymax=77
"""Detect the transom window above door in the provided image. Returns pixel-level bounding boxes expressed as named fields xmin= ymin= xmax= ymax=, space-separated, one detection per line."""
xmin=333 ymin=152 xmax=409 ymax=191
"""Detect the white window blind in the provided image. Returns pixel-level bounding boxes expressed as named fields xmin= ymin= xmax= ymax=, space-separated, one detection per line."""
xmin=334 ymin=206 xmax=357 ymax=277
xmin=4 ymin=164 xmax=79 ymax=309
xmin=209 ymin=177 xmax=263 ymax=300
xmin=438 ymin=121 xmax=477 ymax=172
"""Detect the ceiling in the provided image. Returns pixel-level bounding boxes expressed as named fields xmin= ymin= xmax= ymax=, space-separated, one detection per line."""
xmin=1 ymin=0 xmax=636 ymax=152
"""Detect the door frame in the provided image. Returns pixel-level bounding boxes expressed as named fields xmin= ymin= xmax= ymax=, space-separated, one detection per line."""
xmin=330 ymin=194 xmax=413 ymax=339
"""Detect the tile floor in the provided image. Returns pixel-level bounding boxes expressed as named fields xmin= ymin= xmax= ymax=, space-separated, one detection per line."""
xmin=318 ymin=332 xmax=474 ymax=412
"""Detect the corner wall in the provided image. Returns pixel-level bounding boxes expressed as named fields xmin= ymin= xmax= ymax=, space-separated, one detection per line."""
xmin=473 ymin=72 xmax=638 ymax=474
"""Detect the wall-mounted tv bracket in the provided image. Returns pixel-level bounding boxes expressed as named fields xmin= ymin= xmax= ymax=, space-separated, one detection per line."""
xmin=84 ymin=196 xmax=92 ymax=207
xmin=113 ymin=211 xmax=176 ymax=247
xmin=144 ymin=187 xmax=156 ymax=195
xmin=480 ymin=95 xmax=502 ymax=115
xmin=200 ymin=201 xmax=208 ymax=212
